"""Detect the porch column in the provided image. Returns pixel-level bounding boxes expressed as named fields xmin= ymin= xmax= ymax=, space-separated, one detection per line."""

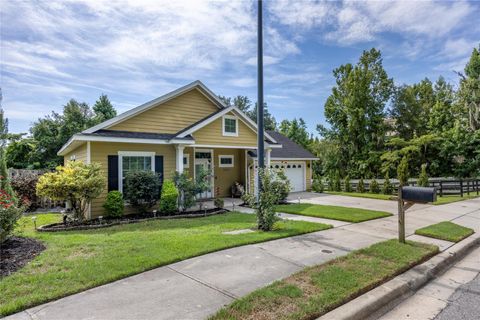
xmin=175 ymin=145 xmax=185 ymax=173
xmin=266 ymin=148 xmax=272 ymax=166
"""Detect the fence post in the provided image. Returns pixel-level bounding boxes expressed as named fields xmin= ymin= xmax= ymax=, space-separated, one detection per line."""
xmin=439 ymin=181 xmax=443 ymax=197
xmin=477 ymin=180 xmax=479 ymax=196
xmin=467 ymin=180 xmax=470 ymax=195
xmin=460 ymin=180 xmax=463 ymax=197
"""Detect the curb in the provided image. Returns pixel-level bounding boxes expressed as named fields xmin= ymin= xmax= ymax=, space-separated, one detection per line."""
xmin=317 ymin=234 xmax=480 ymax=320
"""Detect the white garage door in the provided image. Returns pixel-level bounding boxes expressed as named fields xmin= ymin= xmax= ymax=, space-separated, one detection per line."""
xmin=283 ymin=162 xmax=305 ymax=192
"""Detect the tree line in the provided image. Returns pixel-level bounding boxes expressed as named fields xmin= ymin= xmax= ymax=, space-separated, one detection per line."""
xmin=2 ymin=43 xmax=479 ymax=181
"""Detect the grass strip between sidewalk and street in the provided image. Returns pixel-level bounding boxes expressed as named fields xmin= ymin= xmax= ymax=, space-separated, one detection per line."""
xmin=415 ymin=221 xmax=474 ymax=242
xmin=276 ymin=203 xmax=391 ymax=222
xmin=0 ymin=212 xmax=331 ymax=317
xmin=211 ymin=239 xmax=439 ymax=320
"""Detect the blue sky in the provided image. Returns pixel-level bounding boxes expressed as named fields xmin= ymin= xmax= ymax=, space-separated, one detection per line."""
xmin=1 ymin=0 xmax=479 ymax=135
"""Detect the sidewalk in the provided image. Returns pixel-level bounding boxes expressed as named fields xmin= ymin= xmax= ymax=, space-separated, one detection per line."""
xmin=6 ymin=196 xmax=480 ymax=320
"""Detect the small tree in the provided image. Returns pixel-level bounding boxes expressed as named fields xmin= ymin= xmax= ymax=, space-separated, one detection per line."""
xmin=174 ymin=172 xmax=196 ymax=212
xmin=397 ymin=156 xmax=409 ymax=186
xmin=383 ymin=173 xmax=393 ymax=195
xmin=11 ymin=173 xmax=40 ymax=211
xmin=36 ymin=161 xmax=105 ymax=221
xmin=418 ymin=164 xmax=429 ymax=187
xmin=123 ymin=170 xmax=161 ymax=213
xmin=370 ymin=179 xmax=380 ymax=194
xmin=356 ymin=178 xmax=365 ymax=193
xmin=243 ymin=168 xmax=281 ymax=231
xmin=103 ymin=191 xmax=124 ymax=218
xmin=343 ymin=176 xmax=352 ymax=192
xmin=159 ymin=180 xmax=178 ymax=214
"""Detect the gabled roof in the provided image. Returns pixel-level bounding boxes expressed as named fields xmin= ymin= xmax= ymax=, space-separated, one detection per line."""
xmin=174 ymin=105 xmax=278 ymax=144
xmin=83 ymin=80 xmax=226 ymax=134
xmin=249 ymin=131 xmax=318 ymax=160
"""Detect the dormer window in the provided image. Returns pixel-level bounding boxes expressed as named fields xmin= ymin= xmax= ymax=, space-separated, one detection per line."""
xmin=222 ymin=115 xmax=238 ymax=136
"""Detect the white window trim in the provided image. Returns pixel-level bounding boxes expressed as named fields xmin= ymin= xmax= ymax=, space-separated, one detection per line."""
xmin=118 ymin=151 xmax=156 ymax=193
xmin=222 ymin=114 xmax=238 ymax=137
xmin=218 ymin=155 xmax=234 ymax=168
xmin=183 ymin=153 xmax=190 ymax=169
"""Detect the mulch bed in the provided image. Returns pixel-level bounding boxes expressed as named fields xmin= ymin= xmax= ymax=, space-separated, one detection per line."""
xmin=38 ymin=208 xmax=229 ymax=232
xmin=0 ymin=236 xmax=45 ymax=277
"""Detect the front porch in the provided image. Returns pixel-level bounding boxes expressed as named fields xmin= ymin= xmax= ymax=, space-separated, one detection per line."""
xmin=177 ymin=146 xmax=264 ymax=198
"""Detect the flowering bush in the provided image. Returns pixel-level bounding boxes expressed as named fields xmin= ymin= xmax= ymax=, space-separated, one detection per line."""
xmin=0 ymin=189 xmax=23 ymax=243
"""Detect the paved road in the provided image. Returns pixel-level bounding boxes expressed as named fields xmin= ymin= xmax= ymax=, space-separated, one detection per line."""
xmin=435 ymin=272 xmax=480 ymax=320
xmin=378 ymin=245 xmax=480 ymax=320
xmin=5 ymin=194 xmax=480 ymax=320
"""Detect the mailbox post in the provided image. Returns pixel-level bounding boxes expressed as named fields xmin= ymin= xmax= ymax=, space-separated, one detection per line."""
xmin=398 ymin=186 xmax=437 ymax=243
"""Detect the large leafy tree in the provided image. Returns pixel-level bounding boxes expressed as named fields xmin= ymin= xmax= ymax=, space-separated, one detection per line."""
xmin=29 ymin=96 xmax=117 ymax=168
xmin=279 ymin=118 xmax=310 ymax=149
xmin=320 ymin=48 xmax=394 ymax=177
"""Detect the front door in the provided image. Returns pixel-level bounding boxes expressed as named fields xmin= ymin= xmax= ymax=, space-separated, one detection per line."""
xmin=195 ymin=151 xmax=213 ymax=199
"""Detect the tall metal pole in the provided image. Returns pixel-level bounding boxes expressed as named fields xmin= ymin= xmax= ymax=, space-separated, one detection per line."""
xmin=257 ymin=0 xmax=265 ymax=196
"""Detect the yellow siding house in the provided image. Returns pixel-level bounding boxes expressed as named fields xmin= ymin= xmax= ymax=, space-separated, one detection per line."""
xmin=58 ymin=81 xmax=317 ymax=218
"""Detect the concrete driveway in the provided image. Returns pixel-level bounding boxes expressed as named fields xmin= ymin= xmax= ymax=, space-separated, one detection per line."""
xmin=5 ymin=196 xmax=480 ymax=320
xmin=287 ymin=191 xmax=431 ymax=214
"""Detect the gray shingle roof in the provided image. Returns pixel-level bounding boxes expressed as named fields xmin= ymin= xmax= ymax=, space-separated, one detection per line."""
xmin=86 ymin=130 xmax=193 ymax=141
xmin=250 ymin=131 xmax=317 ymax=159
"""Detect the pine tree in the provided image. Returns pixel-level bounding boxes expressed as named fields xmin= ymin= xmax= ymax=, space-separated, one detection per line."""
xmin=0 ymin=104 xmax=16 ymax=198
xmin=93 ymin=94 xmax=117 ymax=123
xmin=418 ymin=164 xmax=429 ymax=187
xmin=397 ymin=156 xmax=409 ymax=186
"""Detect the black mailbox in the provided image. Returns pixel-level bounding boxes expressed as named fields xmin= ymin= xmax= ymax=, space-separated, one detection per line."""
xmin=401 ymin=186 xmax=437 ymax=203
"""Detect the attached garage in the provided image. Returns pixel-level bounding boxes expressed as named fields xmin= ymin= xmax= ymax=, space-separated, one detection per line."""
xmin=247 ymin=131 xmax=318 ymax=194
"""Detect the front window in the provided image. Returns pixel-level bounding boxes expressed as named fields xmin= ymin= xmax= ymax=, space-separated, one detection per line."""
xmin=219 ymin=155 xmax=234 ymax=168
xmin=223 ymin=115 xmax=238 ymax=136
xmin=118 ymin=152 xmax=155 ymax=192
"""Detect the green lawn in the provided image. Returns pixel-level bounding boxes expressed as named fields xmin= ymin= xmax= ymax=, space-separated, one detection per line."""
xmin=325 ymin=191 xmax=394 ymax=201
xmin=325 ymin=191 xmax=479 ymax=205
xmin=431 ymin=194 xmax=480 ymax=205
xmin=0 ymin=213 xmax=331 ymax=317
xmin=211 ymin=239 xmax=439 ymax=320
xmin=415 ymin=221 xmax=474 ymax=242
xmin=276 ymin=203 xmax=391 ymax=222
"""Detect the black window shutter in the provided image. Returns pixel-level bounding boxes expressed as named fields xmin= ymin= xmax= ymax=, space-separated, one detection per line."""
xmin=155 ymin=155 xmax=164 ymax=184
xmin=107 ymin=155 xmax=119 ymax=192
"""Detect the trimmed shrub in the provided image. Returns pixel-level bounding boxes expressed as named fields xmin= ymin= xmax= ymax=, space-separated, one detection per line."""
xmin=214 ymin=198 xmax=224 ymax=209
xmin=397 ymin=156 xmax=409 ymax=187
xmin=271 ymin=170 xmax=291 ymax=203
xmin=370 ymin=179 xmax=380 ymax=194
xmin=312 ymin=175 xmax=324 ymax=193
xmin=333 ymin=174 xmax=341 ymax=191
xmin=383 ymin=174 xmax=394 ymax=195
xmin=123 ymin=170 xmax=161 ymax=213
xmin=343 ymin=176 xmax=352 ymax=192
xmin=357 ymin=178 xmax=365 ymax=193
xmin=0 ymin=189 xmax=23 ymax=243
xmin=159 ymin=180 xmax=178 ymax=214
xmin=418 ymin=164 xmax=429 ymax=187
xmin=11 ymin=173 xmax=41 ymax=211
xmin=103 ymin=191 xmax=124 ymax=218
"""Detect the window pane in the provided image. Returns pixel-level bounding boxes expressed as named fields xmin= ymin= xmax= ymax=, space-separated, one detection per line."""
xmin=220 ymin=157 xmax=232 ymax=165
xmin=224 ymin=118 xmax=236 ymax=133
